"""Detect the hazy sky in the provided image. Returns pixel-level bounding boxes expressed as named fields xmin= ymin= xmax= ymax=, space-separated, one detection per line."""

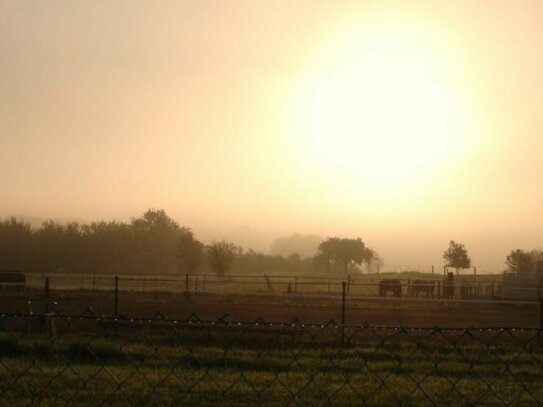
xmin=2 ymin=1 xmax=543 ymax=272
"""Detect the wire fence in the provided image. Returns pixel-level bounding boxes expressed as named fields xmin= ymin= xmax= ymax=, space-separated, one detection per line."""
xmin=0 ymin=311 xmax=542 ymax=406
xmin=11 ymin=271 xmax=542 ymax=304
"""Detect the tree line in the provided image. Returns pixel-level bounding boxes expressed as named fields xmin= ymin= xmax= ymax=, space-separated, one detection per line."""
xmin=0 ymin=209 xmax=380 ymax=276
xmin=1 ymin=210 xmax=538 ymax=276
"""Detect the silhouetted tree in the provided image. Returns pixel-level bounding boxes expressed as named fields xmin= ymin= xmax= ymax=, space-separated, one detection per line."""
xmin=443 ymin=240 xmax=471 ymax=274
xmin=506 ymin=249 xmax=534 ymax=274
xmin=207 ymin=241 xmax=237 ymax=277
xmin=177 ymin=232 xmax=204 ymax=273
xmin=32 ymin=220 xmax=66 ymax=271
xmin=131 ymin=209 xmax=188 ymax=273
xmin=315 ymin=237 xmax=375 ymax=274
xmin=0 ymin=217 xmax=32 ymax=269
xmin=80 ymin=220 xmax=133 ymax=273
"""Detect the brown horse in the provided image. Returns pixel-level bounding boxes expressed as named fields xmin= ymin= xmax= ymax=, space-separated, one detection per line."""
xmin=442 ymin=272 xmax=455 ymax=299
xmin=379 ymin=279 xmax=402 ymax=298
xmin=411 ymin=280 xmax=434 ymax=298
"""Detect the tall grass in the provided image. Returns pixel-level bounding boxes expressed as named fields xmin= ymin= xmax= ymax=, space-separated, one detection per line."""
xmin=0 ymin=330 xmax=541 ymax=406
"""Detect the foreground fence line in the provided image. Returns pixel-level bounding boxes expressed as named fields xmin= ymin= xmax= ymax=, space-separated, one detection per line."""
xmin=0 ymin=312 xmax=542 ymax=406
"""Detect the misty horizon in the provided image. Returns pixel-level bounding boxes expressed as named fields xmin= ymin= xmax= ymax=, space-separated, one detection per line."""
xmin=2 ymin=211 xmax=540 ymax=273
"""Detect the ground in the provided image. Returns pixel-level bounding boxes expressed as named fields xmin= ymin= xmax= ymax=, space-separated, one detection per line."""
xmin=0 ymin=288 xmax=538 ymax=328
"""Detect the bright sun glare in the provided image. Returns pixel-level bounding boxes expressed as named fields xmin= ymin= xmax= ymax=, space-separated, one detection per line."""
xmin=298 ymin=21 xmax=467 ymax=191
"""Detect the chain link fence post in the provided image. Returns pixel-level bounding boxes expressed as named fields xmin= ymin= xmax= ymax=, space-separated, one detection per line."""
xmin=341 ymin=281 xmax=346 ymax=346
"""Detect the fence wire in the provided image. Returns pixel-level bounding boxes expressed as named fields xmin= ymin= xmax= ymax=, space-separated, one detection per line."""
xmin=0 ymin=312 xmax=542 ymax=406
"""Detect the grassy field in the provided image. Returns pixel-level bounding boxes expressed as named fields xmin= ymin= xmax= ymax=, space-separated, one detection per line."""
xmin=0 ymin=323 xmax=542 ymax=406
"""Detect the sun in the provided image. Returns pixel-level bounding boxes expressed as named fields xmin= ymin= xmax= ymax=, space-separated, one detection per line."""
xmin=296 ymin=22 xmax=467 ymax=192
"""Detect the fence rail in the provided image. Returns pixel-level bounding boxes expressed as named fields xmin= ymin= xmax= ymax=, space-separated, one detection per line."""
xmin=0 ymin=312 xmax=542 ymax=406
xmin=13 ymin=272 xmax=543 ymax=304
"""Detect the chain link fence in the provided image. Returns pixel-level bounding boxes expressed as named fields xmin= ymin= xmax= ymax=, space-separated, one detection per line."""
xmin=1 ymin=311 xmax=542 ymax=406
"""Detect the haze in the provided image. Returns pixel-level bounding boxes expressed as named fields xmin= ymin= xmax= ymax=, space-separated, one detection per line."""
xmin=2 ymin=1 xmax=543 ymax=272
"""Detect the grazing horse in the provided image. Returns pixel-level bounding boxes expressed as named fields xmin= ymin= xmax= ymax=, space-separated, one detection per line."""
xmin=411 ymin=280 xmax=434 ymax=298
xmin=379 ymin=279 xmax=402 ymax=298
xmin=442 ymin=272 xmax=455 ymax=299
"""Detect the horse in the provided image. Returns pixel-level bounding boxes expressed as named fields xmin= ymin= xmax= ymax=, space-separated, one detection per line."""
xmin=442 ymin=272 xmax=455 ymax=299
xmin=379 ymin=279 xmax=402 ymax=298
xmin=411 ymin=280 xmax=434 ymax=298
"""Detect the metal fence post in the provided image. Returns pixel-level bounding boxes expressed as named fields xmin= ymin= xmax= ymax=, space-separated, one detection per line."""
xmin=44 ymin=278 xmax=50 ymax=314
xmin=114 ymin=276 xmax=119 ymax=319
xmin=341 ymin=281 xmax=346 ymax=346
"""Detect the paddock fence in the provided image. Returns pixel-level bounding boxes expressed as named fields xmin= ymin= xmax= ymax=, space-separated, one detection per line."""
xmin=11 ymin=272 xmax=543 ymax=305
